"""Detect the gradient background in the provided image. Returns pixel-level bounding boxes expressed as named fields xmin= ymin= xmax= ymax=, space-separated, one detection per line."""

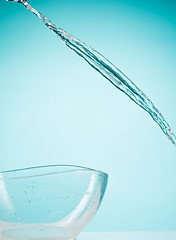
xmin=0 ymin=0 xmax=176 ymax=231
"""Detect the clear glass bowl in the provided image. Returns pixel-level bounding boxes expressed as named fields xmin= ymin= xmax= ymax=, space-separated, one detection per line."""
xmin=0 ymin=165 xmax=108 ymax=240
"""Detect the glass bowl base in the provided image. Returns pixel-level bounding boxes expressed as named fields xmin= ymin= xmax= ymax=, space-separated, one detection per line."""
xmin=1 ymin=225 xmax=77 ymax=240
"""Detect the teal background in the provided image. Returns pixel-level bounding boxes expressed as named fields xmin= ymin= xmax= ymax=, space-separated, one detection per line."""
xmin=0 ymin=0 xmax=176 ymax=231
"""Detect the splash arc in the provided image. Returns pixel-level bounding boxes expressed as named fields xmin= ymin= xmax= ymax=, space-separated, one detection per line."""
xmin=7 ymin=0 xmax=176 ymax=146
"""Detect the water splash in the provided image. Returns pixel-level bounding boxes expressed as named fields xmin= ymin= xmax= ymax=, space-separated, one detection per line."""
xmin=7 ymin=0 xmax=176 ymax=146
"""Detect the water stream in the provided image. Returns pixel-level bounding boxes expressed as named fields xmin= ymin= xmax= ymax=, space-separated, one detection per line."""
xmin=7 ymin=0 xmax=176 ymax=146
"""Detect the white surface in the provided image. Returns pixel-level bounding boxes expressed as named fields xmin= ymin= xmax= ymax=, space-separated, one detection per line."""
xmin=78 ymin=231 xmax=176 ymax=240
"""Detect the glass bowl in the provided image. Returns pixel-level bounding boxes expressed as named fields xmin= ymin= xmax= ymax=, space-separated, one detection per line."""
xmin=0 ymin=165 xmax=108 ymax=240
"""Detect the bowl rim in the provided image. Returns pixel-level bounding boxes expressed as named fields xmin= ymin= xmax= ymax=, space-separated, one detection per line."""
xmin=0 ymin=164 xmax=108 ymax=180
